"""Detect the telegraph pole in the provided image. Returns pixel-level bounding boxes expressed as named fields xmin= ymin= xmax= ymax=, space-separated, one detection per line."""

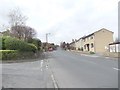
xmin=46 ymin=33 xmax=50 ymax=51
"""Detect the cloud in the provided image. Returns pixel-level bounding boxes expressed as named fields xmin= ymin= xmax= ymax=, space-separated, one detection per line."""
xmin=0 ymin=0 xmax=118 ymax=44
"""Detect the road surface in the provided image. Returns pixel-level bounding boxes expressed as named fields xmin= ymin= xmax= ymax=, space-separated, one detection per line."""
xmin=48 ymin=49 xmax=118 ymax=88
xmin=0 ymin=62 xmax=2 ymax=89
xmin=2 ymin=59 xmax=54 ymax=88
xmin=2 ymin=48 xmax=118 ymax=88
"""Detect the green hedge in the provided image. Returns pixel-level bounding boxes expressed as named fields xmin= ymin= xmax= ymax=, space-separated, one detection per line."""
xmin=0 ymin=36 xmax=7 ymax=50
xmin=3 ymin=36 xmax=37 ymax=52
xmin=90 ymin=51 xmax=95 ymax=54
xmin=0 ymin=50 xmax=1 ymax=60
xmin=27 ymin=43 xmax=37 ymax=53
xmin=0 ymin=50 xmax=18 ymax=60
xmin=0 ymin=37 xmax=40 ymax=60
xmin=0 ymin=50 xmax=39 ymax=60
xmin=0 ymin=37 xmax=2 ymax=50
xmin=27 ymin=38 xmax=42 ymax=51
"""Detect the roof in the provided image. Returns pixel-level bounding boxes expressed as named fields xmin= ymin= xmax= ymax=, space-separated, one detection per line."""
xmin=94 ymin=28 xmax=114 ymax=33
xmin=109 ymin=42 xmax=120 ymax=45
xmin=69 ymin=28 xmax=114 ymax=44
xmin=0 ymin=32 xmax=2 ymax=35
xmin=77 ymin=28 xmax=113 ymax=40
xmin=69 ymin=41 xmax=75 ymax=45
xmin=81 ymin=33 xmax=94 ymax=39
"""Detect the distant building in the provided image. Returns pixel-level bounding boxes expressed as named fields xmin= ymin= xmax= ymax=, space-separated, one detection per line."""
xmin=109 ymin=42 xmax=120 ymax=52
xmin=0 ymin=30 xmax=11 ymax=37
xmin=2 ymin=30 xmax=11 ymax=36
xmin=0 ymin=32 xmax=3 ymax=36
xmin=70 ymin=28 xmax=114 ymax=53
xmin=69 ymin=41 xmax=76 ymax=50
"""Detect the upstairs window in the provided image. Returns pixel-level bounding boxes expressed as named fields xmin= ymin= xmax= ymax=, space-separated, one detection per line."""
xmin=83 ymin=39 xmax=85 ymax=42
xmin=91 ymin=43 xmax=94 ymax=48
xmin=90 ymin=36 xmax=93 ymax=39
xmin=84 ymin=45 xmax=86 ymax=49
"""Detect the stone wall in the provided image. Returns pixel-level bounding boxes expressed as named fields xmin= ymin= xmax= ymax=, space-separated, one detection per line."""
xmin=103 ymin=52 xmax=120 ymax=58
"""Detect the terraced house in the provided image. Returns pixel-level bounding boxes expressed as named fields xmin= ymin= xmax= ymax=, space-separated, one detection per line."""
xmin=0 ymin=32 xmax=2 ymax=36
xmin=70 ymin=28 xmax=114 ymax=53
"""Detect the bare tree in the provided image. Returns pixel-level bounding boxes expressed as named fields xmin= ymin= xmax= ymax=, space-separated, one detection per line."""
xmin=11 ymin=25 xmax=36 ymax=41
xmin=10 ymin=25 xmax=24 ymax=39
xmin=8 ymin=8 xmax=27 ymax=26
xmin=8 ymin=8 xmax=36 ymax=40
xmin=23 ymin=26 xmax=36 ymax=41
xmin=8 ymin=8 xmax=27 ymax=39
xmin=0 ymin=24 xmax=9 ymax=32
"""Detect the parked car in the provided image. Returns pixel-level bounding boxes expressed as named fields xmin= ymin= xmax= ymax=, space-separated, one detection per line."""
xmin=48 ymin=47 xmax=53 ymax=51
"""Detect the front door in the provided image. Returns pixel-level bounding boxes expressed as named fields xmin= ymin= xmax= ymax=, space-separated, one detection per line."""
xmin=86 ymin=44 xmax=90 ymax=51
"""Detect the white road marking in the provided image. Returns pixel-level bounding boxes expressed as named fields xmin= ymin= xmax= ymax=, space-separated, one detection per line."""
xmin=40 ymin=60 xmax=43 ymax=71
xmin=41 ymin=68 xmax=42 ymax=71
xmin=51 ymin=74 xmax=58 ymax=89
xmin=46 ymin=65 xmax=48 ymax=69
xmin=113 ymin=68 xmax=120 ymax=71
xmin=105 ymin=57 xmax=110 ymax=59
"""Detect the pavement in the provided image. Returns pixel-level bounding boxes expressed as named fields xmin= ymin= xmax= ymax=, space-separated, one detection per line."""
xmin=1 ymin=48 xmax=119 ymax=88
xmin=0 ymin=63 xmax=2 ymax=89
xmin=2 ymin=59 xmax=54 ymax=88
xmin=70 ymin=50 xmax=119 ymax=58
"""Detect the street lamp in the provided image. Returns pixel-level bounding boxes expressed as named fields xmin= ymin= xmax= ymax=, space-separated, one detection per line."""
xmin=46 ymin=33 xmax=50 ymax=43
xmin=46 ymin=33 xmax=50 ymax=51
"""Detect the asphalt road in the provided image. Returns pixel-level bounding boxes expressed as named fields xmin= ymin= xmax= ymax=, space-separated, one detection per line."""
xmin=48 ymin=48 xmax=118 ymax=88
xmin=0 ymin=62 xmax=2 ymax=89
xmin=1 ymin=48 xmax=118 ymax=88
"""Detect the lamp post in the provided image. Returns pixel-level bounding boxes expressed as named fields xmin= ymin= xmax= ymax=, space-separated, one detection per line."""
xmin=46 ymin=33 xmax=50 ymax=51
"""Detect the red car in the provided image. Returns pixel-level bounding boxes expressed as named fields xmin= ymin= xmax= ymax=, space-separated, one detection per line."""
xmin=48 ymin=47 xmax=53 ymax=51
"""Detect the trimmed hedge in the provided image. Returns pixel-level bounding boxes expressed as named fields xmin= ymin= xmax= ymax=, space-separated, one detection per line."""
xmin=27 ymin=43 xmax=37 ymax=53
xmin=27 ymin=38 xmax=42 ymax=51
xmin=0 ymin=50 xmax=1 ymax=60
xmin=0 ymin=50 xmax=18 ymax=60
xmin=0 ymin=36 xmax=7 ymax=50
xmin=0 ymin=50 xmax=39 ymax=60
xmin=3 ymin=36 xmax=37 ymax=52
xmin=0 ymin=37 xmax=2 ymax=50
xmin=90 ymin=51 xmax=95 ymax=54
xmin=0 ymin=37 xmax=40 ymax=60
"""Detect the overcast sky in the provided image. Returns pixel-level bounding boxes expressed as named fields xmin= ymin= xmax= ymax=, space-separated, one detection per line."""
xmin=0 ymin=0 xmax=119 ymax=44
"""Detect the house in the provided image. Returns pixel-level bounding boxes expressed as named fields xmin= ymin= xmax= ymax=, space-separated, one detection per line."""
xmin=0 ymin=32 xmax=3 ymax=36
xmin=0 ymin=30 xmax=10 ymax=37
xmin=73 ymin=37 xmax=85 ymax=51
xmin=69 ymin=41 xmax=76 ymax=50
xmin=109 ymin=42 xmax=120 ymax=52
xmin=70 ymin=28 xmax=114 ymax=53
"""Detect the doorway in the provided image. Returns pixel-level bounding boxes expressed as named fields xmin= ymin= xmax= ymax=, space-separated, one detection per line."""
xmin=86 ymin=44 xmax=90 ymax=51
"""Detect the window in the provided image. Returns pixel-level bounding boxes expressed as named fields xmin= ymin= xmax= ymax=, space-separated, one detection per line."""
xmin=90 ymin=36 xmax=93 ymax=39
xmin=84 ymin=45 xmax=86 ymax=49
xmin=89 ymin=37 xmax=91 ymax=40
xmin=83 ymin=39 xmax=85 ymax=42
xmin=86 ymin=38 xmax=88 ymax=41
xmin=91 ymin=43 xmax=94 ymax=48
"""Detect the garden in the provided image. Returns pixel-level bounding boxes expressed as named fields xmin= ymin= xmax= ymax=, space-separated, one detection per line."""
xmin=0 ymin=36 xmax=42 ymax=60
